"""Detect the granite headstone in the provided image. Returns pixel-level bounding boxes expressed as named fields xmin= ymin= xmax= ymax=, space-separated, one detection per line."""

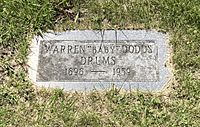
xmin=28 ymin=30 xmax=171 ymax=91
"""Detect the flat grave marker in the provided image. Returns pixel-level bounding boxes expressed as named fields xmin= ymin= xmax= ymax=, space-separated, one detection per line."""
xmin=28 ymin=30 xmax=171 ymax=91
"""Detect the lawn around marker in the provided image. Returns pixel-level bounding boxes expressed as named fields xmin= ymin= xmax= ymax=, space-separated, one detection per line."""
xmin=0 ymin=0 xmax=200 ymax=126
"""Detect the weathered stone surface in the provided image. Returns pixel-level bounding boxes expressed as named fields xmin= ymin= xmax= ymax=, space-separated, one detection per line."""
xmin=28 ymin=30 xmax=170 ymax=91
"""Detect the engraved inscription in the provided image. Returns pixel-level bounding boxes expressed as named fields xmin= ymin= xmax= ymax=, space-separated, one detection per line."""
xmin=37 ymin=40 xmax=158 ymax=82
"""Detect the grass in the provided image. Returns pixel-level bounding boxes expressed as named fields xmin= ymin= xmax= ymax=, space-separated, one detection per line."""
xmin=0 ymin=0 xmax=200 ymax=126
